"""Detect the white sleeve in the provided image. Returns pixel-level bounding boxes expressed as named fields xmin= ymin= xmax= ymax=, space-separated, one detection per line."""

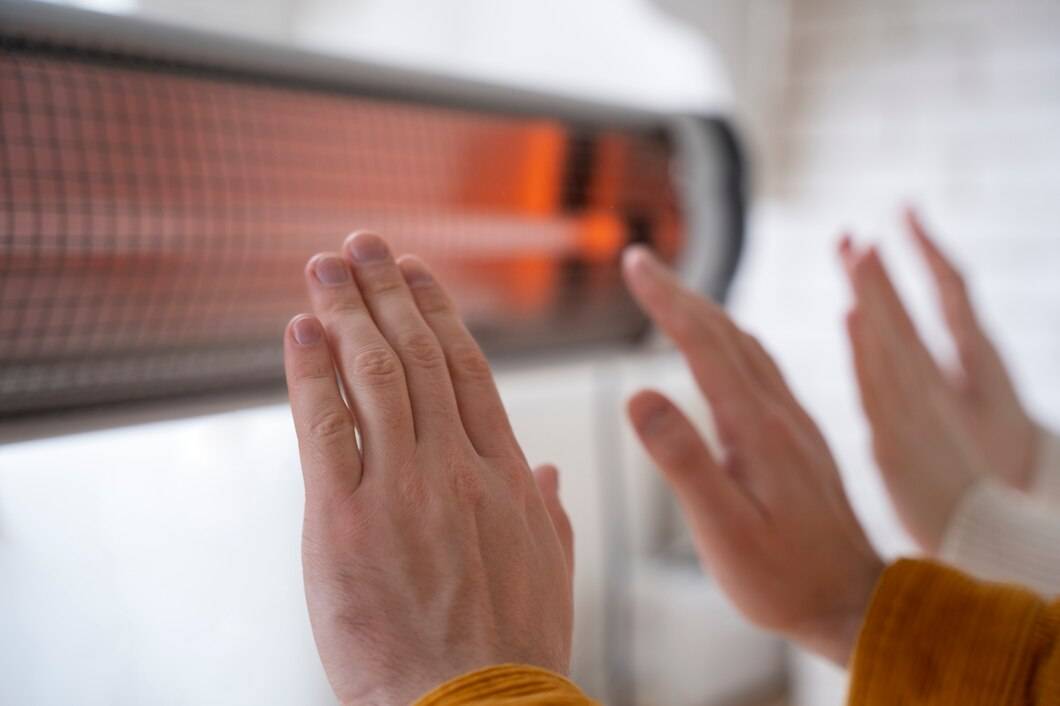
xmin=1029 ymin=427 xmax=1060 ymax=505
xmin=939 ymin=479 xmax=1060 ymax=597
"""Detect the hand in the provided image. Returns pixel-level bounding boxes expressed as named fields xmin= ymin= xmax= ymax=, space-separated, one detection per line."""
xmin=622 ymin=246 xmax=883 ymax=667
xmin=283 ymin=233 xmax=574 ymax=705
xmin=839 ymin=236 xmax=988 ymax=551
xmin=904 ymin=209 xmax=1038 ymax=490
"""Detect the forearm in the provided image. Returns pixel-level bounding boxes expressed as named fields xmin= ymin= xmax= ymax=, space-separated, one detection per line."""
xmin=413 ymin=665 xmax=598 ymax=706
xmin=849 ymin=559 xmax=1060 ymax=705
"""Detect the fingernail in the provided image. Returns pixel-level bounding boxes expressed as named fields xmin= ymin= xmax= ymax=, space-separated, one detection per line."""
xmin=314 ymin=255 xmax=350 ymax=285
xmin=292 ymin=316 xmax=322 ymax=345
xmin=623 ymin=245 xmax=662 ymax=276
xmin=401 ymin=260 xmax=434 ymax=288
xmin=347 ymin=232 xmax=389 ymax=263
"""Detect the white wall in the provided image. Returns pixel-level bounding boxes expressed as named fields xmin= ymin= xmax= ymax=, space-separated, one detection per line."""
xmin=714 ymin=1 xmax=1060 ymax=703
xmin=0 ymin=407 xmax=334 ymax=706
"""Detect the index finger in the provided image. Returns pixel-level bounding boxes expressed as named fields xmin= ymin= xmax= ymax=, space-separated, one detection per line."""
xmin=905 ymin=208 xmax=984 ymax=359
xmin=283 ymin=314 xmax=361 ymax=499
xmin=852 ymin=247 xmax=919 ymax=342
xmin=621 ymin=245 xmax=762 ymax=443
xmin=907 ymin=208 xmax=959 ymax=284
xmin=847 ymin=246 xmax=942 ymax=376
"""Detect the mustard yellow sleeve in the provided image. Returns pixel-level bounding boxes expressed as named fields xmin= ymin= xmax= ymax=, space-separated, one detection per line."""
xmin=849 ymin=558 xmax=1060 ymax=705
xmin=412 ymin=664 xmax=599 ymax=706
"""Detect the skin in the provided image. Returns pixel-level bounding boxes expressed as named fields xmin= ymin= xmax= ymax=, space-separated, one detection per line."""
xmin=621 ymin=246 xmax=884 ymax=666
xmin=283 ymin=233 xmax=573 ymax=705
xmin=839 ymin=209 xmax=1038 ymax=551
xmin=904 ymin=208 xmax=1038 ymax=490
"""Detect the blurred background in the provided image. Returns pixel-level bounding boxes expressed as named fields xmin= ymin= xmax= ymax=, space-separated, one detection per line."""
xmin=2 ymin=0 xmax=1059 ymax=704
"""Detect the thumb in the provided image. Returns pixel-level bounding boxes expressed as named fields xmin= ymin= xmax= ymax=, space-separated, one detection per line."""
xmin=533 ymin=464 xmax=575 ymax=577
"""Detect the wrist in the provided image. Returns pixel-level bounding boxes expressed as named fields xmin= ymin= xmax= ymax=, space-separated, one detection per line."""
xmin=792 ymin=553 xmax=885 ymax=666
xmin=411 ymin=664 xmax=584 ymax=706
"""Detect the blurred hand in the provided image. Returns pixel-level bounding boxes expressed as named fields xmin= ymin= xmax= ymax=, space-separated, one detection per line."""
xmin=622 ymin=246 xmax=883 ymax=666
xmin=839 ymin=239 xmax=987 ymax=551
xmin=903 ymin=209 xmax=1038 ymax=490
xmin=283 ymin=233 xmax=574 ymax=705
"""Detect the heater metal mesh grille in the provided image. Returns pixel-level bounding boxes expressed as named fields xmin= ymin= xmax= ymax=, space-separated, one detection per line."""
xmin=0 ymin=36 xmax=684 ymax=419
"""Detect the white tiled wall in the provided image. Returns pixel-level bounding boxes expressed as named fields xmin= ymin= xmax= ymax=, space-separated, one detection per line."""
xmin=724 ymin=1 xmax=1060 ymax=703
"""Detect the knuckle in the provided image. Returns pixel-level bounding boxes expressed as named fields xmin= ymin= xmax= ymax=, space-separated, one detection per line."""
xmin=397 ymin=470 xmax=432 ymax=507
xmin=363 ymin=274 xmax=405 ymax=298
xmin=305 ymin=409 xmax=353 ymax=446
xmin=760 ymin=406 xmax=793 ymax=438
xmin=351 ymin=346 xmax=402 ymax=387
xmin=499 ymin=461 xmax=531 ymax=495
xmin=322 ymin=295 xmax=364 ymax=317
xmin=449 ymin=343 xmax=493 ymax=382
xmin=290 ymin=354 xmax=334 ymax=383
xmin=325 ymin=496 xmax=375 ymax=540
xmin=415 ymin=289 xmax=450 ymax=315
xmin=398 ymin=331 xmax=446 ymax=369
xmin=450 ymin=465 xmax=486 ymax=505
